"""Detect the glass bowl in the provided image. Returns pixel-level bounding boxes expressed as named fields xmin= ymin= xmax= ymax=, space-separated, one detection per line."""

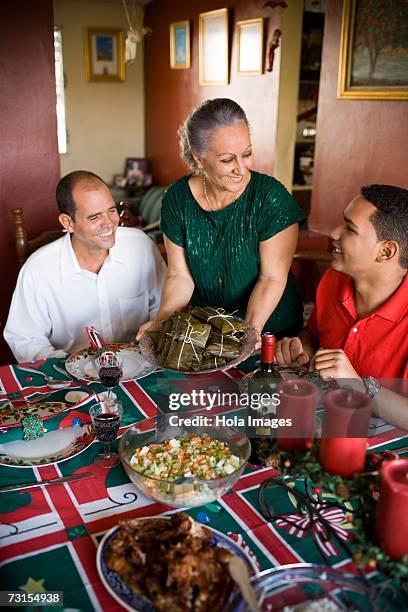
xmin=119 ymin=413 xmax=251 ymax=507
xmin=227 ymin=563 xmax=405 ymax=611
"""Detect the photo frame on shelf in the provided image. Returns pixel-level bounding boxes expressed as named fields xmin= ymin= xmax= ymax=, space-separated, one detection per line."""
xmin=170 ymin=20 xmax=190 ymax=69
xmin=338 ymin=0 xmax=408 ymax=99
xmin=113 ymin=174 xmax=127 ymax=188
xmin=124 ymin=158 xmax=151 ymax=187
xmin=84 ymin=28 xmax=125 ymax=82
xmin=199 ymin=8 xmax=229 ymax=85
xmin=237 ymin=18 xmax=264 ymax=74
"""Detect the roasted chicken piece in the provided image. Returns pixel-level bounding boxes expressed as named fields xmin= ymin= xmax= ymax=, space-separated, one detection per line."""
xmin=104 ymin=512 xmax=238 ymax=610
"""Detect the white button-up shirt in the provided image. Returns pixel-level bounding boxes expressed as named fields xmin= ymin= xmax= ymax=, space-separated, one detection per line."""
xmin=4 ymin=227 xmax=167 ymax=362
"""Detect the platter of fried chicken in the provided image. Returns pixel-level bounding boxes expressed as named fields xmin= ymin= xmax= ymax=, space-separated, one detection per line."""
xmin=97 ymin=512 xmax=256 ymax=611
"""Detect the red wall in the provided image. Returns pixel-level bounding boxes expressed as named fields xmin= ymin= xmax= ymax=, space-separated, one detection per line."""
xmin=310 ymin=0 xmax=408 ymax=235
xmin=144 ymin=0 xmax=285 ymax=185
xmin=0 ymin=0 xmax=60 ymax=363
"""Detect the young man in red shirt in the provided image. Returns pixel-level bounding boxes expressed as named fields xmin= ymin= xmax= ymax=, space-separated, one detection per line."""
xmin=275 ymin=184 xmax=408 ymax=428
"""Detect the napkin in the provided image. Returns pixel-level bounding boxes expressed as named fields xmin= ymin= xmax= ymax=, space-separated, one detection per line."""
xmin=0 ymin=393 xmax=97 ymax=446
xmin=85 ymin=326 xmax=107 ymax=351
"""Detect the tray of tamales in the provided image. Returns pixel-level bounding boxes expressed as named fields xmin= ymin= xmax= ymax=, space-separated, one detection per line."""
xmin=139 ymin=307 xmax=258 ymax=373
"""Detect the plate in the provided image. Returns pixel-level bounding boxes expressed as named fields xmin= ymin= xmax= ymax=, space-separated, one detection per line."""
xmin=65 ymin=391 xmax=89 ymax=404
xmin=96 ymin=518 xmax=258 ymax=612
xmin=0 ymin=401 xmax=67 ymax=429
xmin=227 ymin=563 xmax=392 ymax=611
xmin=0 ymin=424 xmax=95 ymax=467
xmin=65 ymin=343 xmax=157 ymax=383
xmin=139 ymin=318 xmax=258 ymax=374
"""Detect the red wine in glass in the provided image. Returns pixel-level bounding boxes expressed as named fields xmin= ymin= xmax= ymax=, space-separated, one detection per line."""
xmin=95 ymin=353 xmax=124 ymax=399
xmin=89 ymin=400 xmax=123 ymax=468
xmin=93 ymin=412 xmax=121 ymax=442
xmin=98 ymin=365 xmax=123 ymax=389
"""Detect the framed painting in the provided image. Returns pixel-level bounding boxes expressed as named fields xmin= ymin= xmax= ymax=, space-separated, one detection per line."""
xmin=199 ymin=8 xmax=229 ymax=85
xmin=170 ymin=20 xmax=190 ymax=69
xmin=237 ymin=18 xmax=264 ymax=74
xmin=84 ymin=28 xmax=125 ymax=82
xmin=338 ymin=0 xmax=408 ymax=99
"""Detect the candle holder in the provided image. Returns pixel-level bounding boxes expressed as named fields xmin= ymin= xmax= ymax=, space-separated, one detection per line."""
xmin=276 ymin=379 xmax=318 ymax=451
xmin=319 ymin=388 xmax=372 ymax=478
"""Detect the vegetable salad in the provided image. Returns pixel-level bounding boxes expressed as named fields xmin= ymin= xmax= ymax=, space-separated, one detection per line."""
xmin=130 ymin=434 xmax=241 ymax=480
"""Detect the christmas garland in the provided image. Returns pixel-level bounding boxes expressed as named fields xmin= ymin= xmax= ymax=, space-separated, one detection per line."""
xmin=254 ymin=439 xmax=408 ymax=588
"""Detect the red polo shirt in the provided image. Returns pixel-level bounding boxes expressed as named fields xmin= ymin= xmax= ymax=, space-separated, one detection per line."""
xmin=306 ymin=269 xmax=408 ymax=378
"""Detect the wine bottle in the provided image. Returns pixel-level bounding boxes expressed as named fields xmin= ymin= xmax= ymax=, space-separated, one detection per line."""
xmin=247 ymin=333 xmax=281 ymax=440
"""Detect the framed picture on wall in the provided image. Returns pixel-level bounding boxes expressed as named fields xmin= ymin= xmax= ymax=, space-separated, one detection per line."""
xmin=170 ymin=21 xmax=190 ymax=69
xmin=338 ymin=0 xmax=408 ymax=99
xmin=199 ymin=8 xmax=229 ymax=85
xmin=84 ymin=28 xmax=125 ymax=82
xmin=237 ymin=18 xmax=264 ymax=74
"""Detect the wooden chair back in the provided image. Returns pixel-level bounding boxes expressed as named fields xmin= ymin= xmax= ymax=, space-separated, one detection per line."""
xmin=12 ymin=208 xmax=65 ymax=269
xmin=291 ymin=249 xmax=332 ymax=303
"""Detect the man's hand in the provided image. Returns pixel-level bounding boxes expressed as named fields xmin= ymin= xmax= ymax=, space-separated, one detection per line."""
xmin=136 ymin=319 xmax=163 ymax=340
xmin=311 ymin=348 xmax=360 ymax=379
xmin=275 ymin=337 xmax=310 ymax=367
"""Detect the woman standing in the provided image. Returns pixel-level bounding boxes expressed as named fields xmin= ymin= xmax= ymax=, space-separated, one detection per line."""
xmin=138 ymin=98 xmax=305 ymax=343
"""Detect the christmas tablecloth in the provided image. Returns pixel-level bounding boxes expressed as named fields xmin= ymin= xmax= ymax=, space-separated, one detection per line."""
xmin=0 ymin=357 xmax=407 ymax=611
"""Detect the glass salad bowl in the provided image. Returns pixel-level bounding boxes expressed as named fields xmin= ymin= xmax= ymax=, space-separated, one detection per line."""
xmin=119 ymin=413 xmax=251 ymax=507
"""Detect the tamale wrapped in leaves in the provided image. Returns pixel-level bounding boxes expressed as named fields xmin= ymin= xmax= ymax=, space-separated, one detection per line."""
xmin=147 ymin=307 xmax=252 ymax=371
xmin=201 ymin=355 xmax=228 ymax=370
xmin=183 ymin=322 xmax=211 ymax=349
xmin=164 ymin=319 xmax=204 ymax=371
xmin=157 ymin=318 xmax=173 ymax=353
xmin=191 ymin=306 xmax=248 ymax=336
xmin=164 ymin=341 xmax=204 ymax=371
xmin=173 ymin=312 xmax=202 ymax=326
xmin=158 ymin=316 xmax=182 ymax=364
xmin=166 ymin=313 xmax=211 ymax=349
xmin=205 ymin=331 xmax=241 ymax=358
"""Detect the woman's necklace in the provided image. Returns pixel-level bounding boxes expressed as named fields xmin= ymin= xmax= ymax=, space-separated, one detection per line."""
xmin=202 ymin=177 xmax=241 ymax=212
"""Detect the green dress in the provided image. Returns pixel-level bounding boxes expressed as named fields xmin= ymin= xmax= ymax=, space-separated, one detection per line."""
xmin=160 ymin=171 xmax=306 ymax=335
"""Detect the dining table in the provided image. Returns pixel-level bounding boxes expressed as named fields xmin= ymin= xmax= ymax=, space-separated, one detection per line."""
xmin=0 ymin=353 xmax=407 ymax=611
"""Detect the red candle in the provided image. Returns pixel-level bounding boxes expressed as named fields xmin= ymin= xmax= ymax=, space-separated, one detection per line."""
xmin=319 ymin=388 xmax=371 ymax=478
xmin=276 ymin=379 xmax=318 ymax=451
xmin=375 ymin=459 xmax=408 ymax=560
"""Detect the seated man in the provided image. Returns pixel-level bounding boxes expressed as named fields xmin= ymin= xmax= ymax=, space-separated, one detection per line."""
xmin=4 ymin=171 xmax=167 ymax=362
xmin=275 ymin=184 xmax=408 ymax=428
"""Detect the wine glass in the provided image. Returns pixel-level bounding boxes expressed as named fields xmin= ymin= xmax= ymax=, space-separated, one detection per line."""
xmin=89 ymin=400 xmax=123 ymax=468
xmin=95 ymin=353 xmax=123 ymax=399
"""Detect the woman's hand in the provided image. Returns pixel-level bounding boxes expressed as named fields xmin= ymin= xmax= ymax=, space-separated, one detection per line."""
xmin=136 ymin=319 xmax=163 ymax=340
xmin=310 ymin=348 xmax=360 ymax=379
xmin=275 ymin=337 xmax=310 ymax=367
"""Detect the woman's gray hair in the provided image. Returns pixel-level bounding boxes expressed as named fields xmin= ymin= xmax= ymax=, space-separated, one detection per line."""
xmin=178 ymin=98 xmax=250 ymax=172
